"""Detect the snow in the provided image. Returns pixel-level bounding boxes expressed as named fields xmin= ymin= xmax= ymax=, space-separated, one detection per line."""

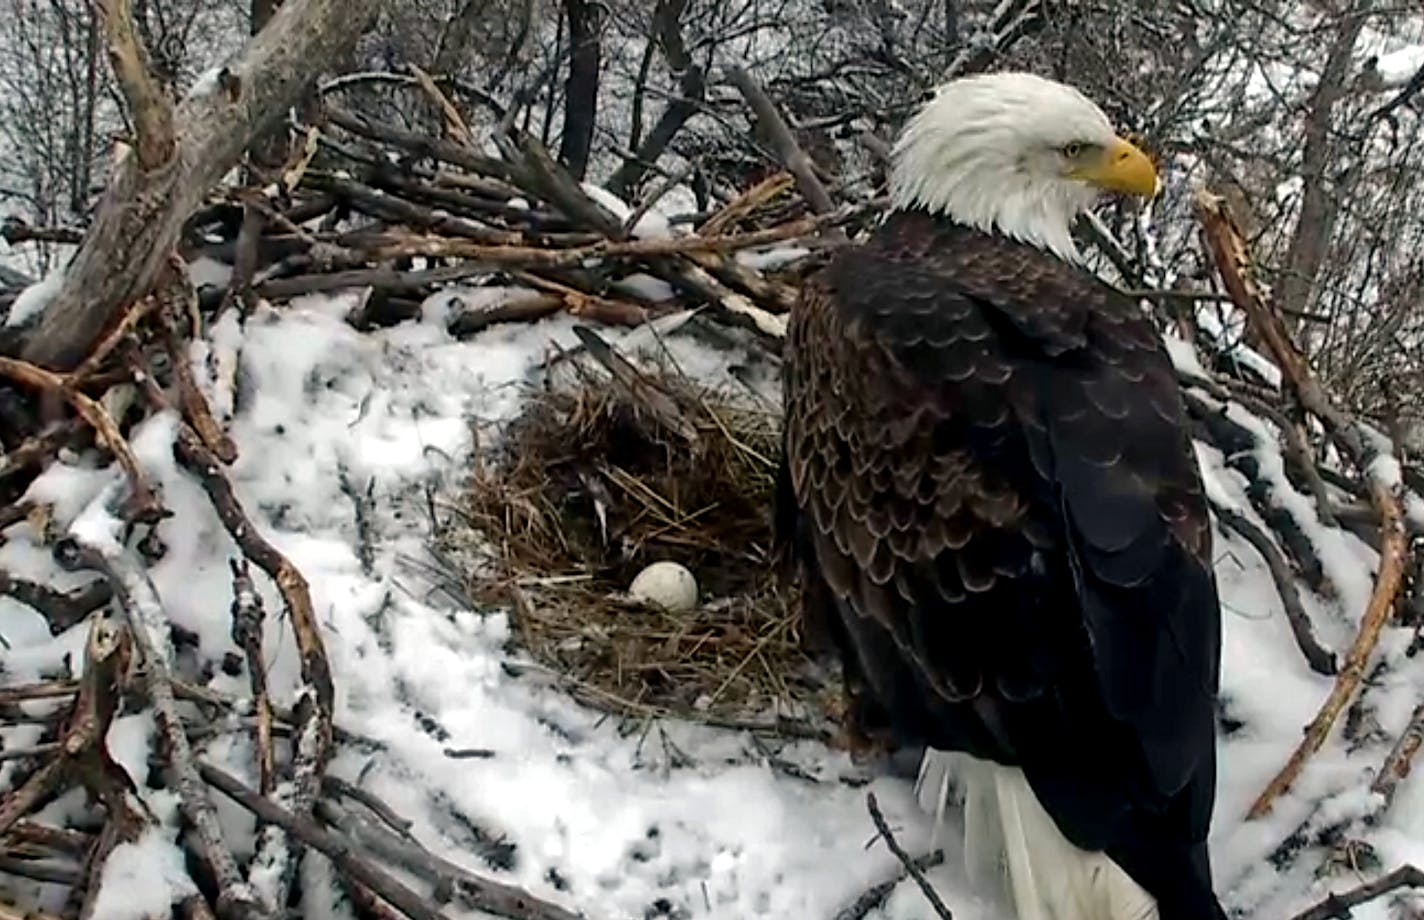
xmin=580 ymin=182 xmax=676 ymax=239
xmin=1377 ymin=44 xmax=1424 ymax=88
xmin=3 ymin=267 xmax=65 ymax=327
xmin=1 ymin=290 xmax=1421 ymax=918
xmin=87 ymin=828 xmax=198 ymax=919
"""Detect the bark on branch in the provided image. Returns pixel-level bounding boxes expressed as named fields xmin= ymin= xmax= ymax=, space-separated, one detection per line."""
xmin=1195 ymin=188 xmax=1411 ymax=820
xmin=7 ymin=0 xmax=381 ymax=370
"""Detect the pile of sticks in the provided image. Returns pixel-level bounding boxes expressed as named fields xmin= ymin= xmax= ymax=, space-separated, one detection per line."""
xmin=0 ymin=64 xmax=1422 ymax=920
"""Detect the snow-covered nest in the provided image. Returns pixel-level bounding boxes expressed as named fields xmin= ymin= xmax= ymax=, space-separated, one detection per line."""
xmin=437 ymin=344 xmax=832 ymax=734
xmin=2 ymin=288 xmax=1422 ymax=919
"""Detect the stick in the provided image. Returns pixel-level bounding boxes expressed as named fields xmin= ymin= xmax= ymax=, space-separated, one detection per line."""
xmin=1196 ymin=189 xmax=1412 ymax=819
xmin=173 ymin=424 xmax=334 ymax=753
xmin=200 ymin=763 xmax=456 ymax=920
xmin=724 ymin=66 xmax=837 ymax=217
xmin=0 ymin=356 xmax=167 ymax=524
xmin=832 ymin=849 xmax=945 ymax=920
xmin=229 ymin=560 xmax=276 ymax=795
xmin=62 ymin=525 xmax=268 ymax=920
xmin=159 ymin=303 xmax=238 ymax=463
xmin=1211 ymin=502 xmax=1337 ymax=676
xmin=367 ymin=208 xmax=861 ymax=266
xmin=864 ymin=793 xmax=954 ymax=919
xmin=0 ymin=568 xmax=112 ymax=635
xmin=1287 ymin=864 xmax=1424 ymax=920
xmin=1371 ymin=699 xmax=1424 ymax=804
xmin=311 ymin=798 xmax=584 ymax=920
xmin=699 ymin=171 xmax=794 ymax=236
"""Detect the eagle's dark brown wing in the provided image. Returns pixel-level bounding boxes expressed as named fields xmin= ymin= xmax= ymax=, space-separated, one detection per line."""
xmin=779 ymin=210 xmax=1223 ymax=917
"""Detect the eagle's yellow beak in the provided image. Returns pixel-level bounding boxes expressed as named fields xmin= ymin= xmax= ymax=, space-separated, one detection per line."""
xmin=1075 ymin=136 xmax=1160 ymax=197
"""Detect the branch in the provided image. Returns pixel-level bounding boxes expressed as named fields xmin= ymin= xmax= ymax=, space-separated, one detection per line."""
xmin=864 ymin=792 xmax=953 ymax=919
xmin=312 ymin=798 xmax=585 ymax=920
xmin=60 ymin=517 xmax=268 ymax=920
xmin=0 ymin=568 xmax=112 ymax=635
xmin=172 ymin=424 xmax=333 ymax=764
xmin=725 ymin=66 xmax=837 ymax=217
xmin=96 ymin=0 xmax=175 ymax=169
xmin=1371 ymin=699 xmax=1424 ymax=805
xmin=0 ymin=356 xmax=167 ymax=524
xmin=1210 ymin=501 xmax=1336 ymax=676
xmin=1287 ymin=864 xmax=1424 ymax=920
xmin=1196 ymin=188 xmax=1412 ymax=820
xmin=9 ymin=0 xmax=382 ymax=370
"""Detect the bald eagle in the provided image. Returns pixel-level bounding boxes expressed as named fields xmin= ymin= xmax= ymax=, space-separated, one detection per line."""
xmin=776 ymin=73 xmax=1226 ymax=920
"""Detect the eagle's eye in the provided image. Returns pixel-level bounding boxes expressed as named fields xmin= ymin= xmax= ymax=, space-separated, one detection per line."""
xmin=1061 ymin=142 xmax=1085 ymax=159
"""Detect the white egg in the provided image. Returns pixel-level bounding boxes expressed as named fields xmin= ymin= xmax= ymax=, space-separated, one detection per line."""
xmin=628 ymin=561 xmax=699 ymax=612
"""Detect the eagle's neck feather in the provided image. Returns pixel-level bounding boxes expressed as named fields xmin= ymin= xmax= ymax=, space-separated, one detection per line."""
xmin=889 ymin=163 xmax=1091 ymax=264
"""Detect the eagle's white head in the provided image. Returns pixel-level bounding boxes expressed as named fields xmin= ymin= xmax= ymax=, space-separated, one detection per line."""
xmin=889 ymin=71 xmax=1160 ymax=262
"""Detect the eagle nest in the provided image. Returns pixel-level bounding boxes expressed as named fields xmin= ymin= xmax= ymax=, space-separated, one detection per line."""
xmin=440 ymin=345 xmax=834 ymax=739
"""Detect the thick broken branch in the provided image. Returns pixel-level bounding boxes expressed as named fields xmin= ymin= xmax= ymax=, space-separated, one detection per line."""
xmin=61 ymin=519 xmax=268 ymax=920
xmin=10 ymin=0 xmax=382 ymax=370
xmin=96 ymin=0 xmax=175 ymax=169
xmin=725 ymin=66 xmax=836 ymax=217
xmin=1196 ymin=188 xmax=1412 ymax=820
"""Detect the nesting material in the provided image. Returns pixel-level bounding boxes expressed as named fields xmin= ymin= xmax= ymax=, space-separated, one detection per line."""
xmin=443 ymin=344 xmax=831 ymax=730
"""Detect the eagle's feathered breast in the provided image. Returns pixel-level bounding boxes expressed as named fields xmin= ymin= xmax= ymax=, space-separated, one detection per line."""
xmin=781 ymin=210 xmax=1221 ymax=866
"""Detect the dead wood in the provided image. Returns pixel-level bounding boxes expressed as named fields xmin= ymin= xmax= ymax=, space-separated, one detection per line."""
xmin=833 ymin=849 xmax=945 ymax=920
xmin=1197 ymin=189 xmax=1413 ymax=820
xmin=1371 ymin=699 xmax=1424 ymax=804
xmin=313 ymin=798 xmax=586 ymax=920
xmin=8 ymin=0 xmax=382 ymax=371
xmin=0 ymin=568 xmax=112 ymax=635
xmin=725 ymin=66 xmax=837 ymax=219
xmin=59 ymin=523 xmax=269 ymax=920
xmin=0 ymin=356 xmax=167 ymax=525
xmin=1288 ymin=864 xmax=1424 ymax=920
xmin=171 ymin=421 xmax=334 ymax=902
xmin=158 ymin=306 xmax=237 ymax=463
xmin=229 ymin=559 xmax=276 ymax=796
xmin=1209 ymin=502 xmax=1336 ymax=676
xmin=201 ymin=762 xmax=493 ymax=920
xmin=864 ymin=792 xmax=954 ymax=919
xmin=96 ymin=0 xmax=174 ymax=170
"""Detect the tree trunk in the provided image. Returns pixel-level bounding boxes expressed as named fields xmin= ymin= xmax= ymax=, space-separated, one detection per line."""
xmin=557 ymin=0 xmax=601 ymax=181
xmin=5 ymin=0 xmax=380 ymax=370
xmin=1274 ymin=4 xmax=1368 ymax=328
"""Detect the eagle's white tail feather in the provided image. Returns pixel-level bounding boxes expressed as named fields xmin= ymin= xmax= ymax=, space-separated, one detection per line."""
xmin=913 ymin=748 xmax=1159 ymax=920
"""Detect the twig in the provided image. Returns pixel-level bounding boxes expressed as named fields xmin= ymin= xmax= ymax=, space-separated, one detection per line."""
xmin=832 ymin=849 xmax=945 ymax=920
xmin=1195 ymin=188 xmax=1413 ymax=820
xmin=864 ymin=792 xmax=954 ymax=919
xmin=160 ymin=287 xmax=237 ymax=464
xmin=0 ymin=568 xmax=112 ymax=635
xmin=699 ymin=171 xmax=794 ymax=236
xmin=229 ymin=559 xmax=275 ymax=795
xmin=1371 ymin=699 xmax=1424 ymax=804
xmin=367 ymin=207 xmax=861 ymax=266
xmin=0 ymin=356 xmax=167 ymax=524
xmin=200 ymin=762 xmax=458 ymax=920
xmin=724 ymin=66 xmax=837 ymax=218
xmin=173 ymin=424 xmax=334 ymax=757
xmin=174 ymin=424 xmax=332 ymax=910
xmin=1287 ymin=864 xmax=1424 ymax=920
xmin=61 ymin=510 xmax=267 ymax=920
xmin=311 ymin=798 xmax=584 ymax=920
xmin=1210 ymin=502 xmax=1336 ymax=676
